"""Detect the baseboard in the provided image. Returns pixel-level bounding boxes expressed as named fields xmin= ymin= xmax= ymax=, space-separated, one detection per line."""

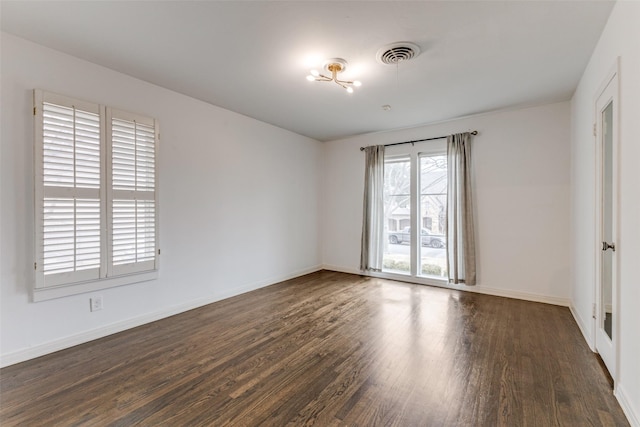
xmin=321 ymin=264 xmax=362 ymax=276
xmin=616 ymin=383 xmax=640 ymax=427
xmin=322 ymin=265 xmax=569 ymax=307
xmin=569 ymin=303 xmax=595 ymax=351
xmin=460 ymin=284 xmax=570 ymax=307
xmin=0 ymin=264 xmax=323 ymax=368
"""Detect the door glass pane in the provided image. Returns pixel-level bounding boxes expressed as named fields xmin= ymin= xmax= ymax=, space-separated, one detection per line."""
xmin=383 ymin=158 xmax=411 ymax=274
xmin=419 ymin=155 xmax=447 ymax=278
xmin=602 ymin=101 xmax=613 ymax=340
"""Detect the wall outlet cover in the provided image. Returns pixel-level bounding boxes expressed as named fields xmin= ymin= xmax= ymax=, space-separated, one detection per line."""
xmin=90 ymin=296 xmax=103 ymax=312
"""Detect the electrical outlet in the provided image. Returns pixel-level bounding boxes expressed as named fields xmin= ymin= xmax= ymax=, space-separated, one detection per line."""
xmin=90 ymin=296 xmax=103 ymax=312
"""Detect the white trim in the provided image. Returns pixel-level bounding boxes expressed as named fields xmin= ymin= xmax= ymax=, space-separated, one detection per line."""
xmin=43 ymin=267 xmax=101 ymax=288
xmin=109 ymin=108 xmax=155 ymax=127
xmin=2 ymin=264 xmax=323 ymax=368
xmin=33 ymin=90 xmax=160 ymax=298
xmin=33 ymin=270 xmax=158 ymax=302
xmin=593 ymin=58 xmax=620 ymax=383
xmin=33 ymin=90 xmax=45 ymax=289
xmin=569 ymin=303 xmax=595 ymax=351
xmin=112 ymin=259 xmax=156 ymax=276
xmin=41 ymin=91 xmax=100 ymax=114
xmin=105 ymin=106 xmax=114 ymax=277
xmin=43 ymin=187 xmax=100 ymax=199
xmin=410 ymin=153 xmax=418 ymax=276
xmin=106 ymin=107 xmax=159 ymax=276
xmin=34 ymin=90 xmax=106 ymax=289
xmin=615 ymin=383 xmax=640 ymax=427
xmin=153 ymin=120 xmax=160 ymax=272
xmin=322 ymin=265 xmax=569 ymax=306
xmin=457 ymin=283 xmax=570 ymax=307
xmin=322 ymin=264 xmax=362 ymax=275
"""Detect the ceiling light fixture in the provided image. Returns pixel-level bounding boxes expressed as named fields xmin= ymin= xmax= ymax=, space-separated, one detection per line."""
xmin=306 ymin=58 xmax=361 ymax=93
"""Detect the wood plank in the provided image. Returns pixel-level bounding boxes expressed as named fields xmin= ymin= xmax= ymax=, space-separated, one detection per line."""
xmin=0 ymin=271 xmax=630 ymax=426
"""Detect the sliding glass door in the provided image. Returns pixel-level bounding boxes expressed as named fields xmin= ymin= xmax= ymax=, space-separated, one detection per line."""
xmin=382 ymin=157 xmax=411 ymax=274
xmin=419 ymin=154 xmax=447 ymax=279
xmin=382 ymin=147 xmax=447 ymax=281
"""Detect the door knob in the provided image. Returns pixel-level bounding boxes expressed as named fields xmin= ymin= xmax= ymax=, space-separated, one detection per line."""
xmin=602 ymin=241 xmax=616 ymax=251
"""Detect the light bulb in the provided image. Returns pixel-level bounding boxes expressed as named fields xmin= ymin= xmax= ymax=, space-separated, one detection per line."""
xmin=306 ymin=75 xmax=316 ymax=82
xmin=353 ymin=81 xmax=362 ymax=87
xmin=346 ymin=86 xmax=354 ymax=93
xmin=310 ymin=69 xmax=320 ymax=77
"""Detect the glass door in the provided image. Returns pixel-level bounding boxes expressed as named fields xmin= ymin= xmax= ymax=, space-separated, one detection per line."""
xmin=381 ymin=148 xmax=448 ymax=282
xmin=595 ymin=70 xmax=618 ymax=379
xmin=419 ymin=154 xmax=447 ymax=279
xmin=382 ymin=157 xmax=411 ymax=275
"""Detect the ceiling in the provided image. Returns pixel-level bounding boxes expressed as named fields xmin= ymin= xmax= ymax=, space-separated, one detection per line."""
xmin=1 ymin=1 xmax=614 ymax=141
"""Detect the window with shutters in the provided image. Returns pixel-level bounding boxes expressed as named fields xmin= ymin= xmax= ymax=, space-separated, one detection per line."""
xmin=34 ymin=90 xmax=159 ymax=301
xmin=107 ymin=110 xmax=157 ymax=276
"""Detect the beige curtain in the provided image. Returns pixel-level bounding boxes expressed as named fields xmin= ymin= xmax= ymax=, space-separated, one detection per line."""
xmin=446 ymin=133 xmax=476 ymax=285
xmin=360 ymin=145 xmax=385 ymax=271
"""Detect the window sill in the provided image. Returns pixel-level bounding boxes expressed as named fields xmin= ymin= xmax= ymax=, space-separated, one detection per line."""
xmin=32 ymin=270 xmax=158 ymax=302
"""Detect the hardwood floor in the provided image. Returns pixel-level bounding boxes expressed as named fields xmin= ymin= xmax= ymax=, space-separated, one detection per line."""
xmin=0 ymin=271 xmax=629 ymax=426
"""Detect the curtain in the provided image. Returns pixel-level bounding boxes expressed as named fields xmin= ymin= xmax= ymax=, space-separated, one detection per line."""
xmin=446 ymin=133 xmax=476 ymax=285
xmin=360 ymin=145 xmax=385 ymax=271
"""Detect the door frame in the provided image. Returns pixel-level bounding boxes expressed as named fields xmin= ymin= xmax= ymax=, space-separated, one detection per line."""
xmin=593 ymin=58 xmax=620 ymax=386
xmin=374 ymin=141 xmax=449 ymax=286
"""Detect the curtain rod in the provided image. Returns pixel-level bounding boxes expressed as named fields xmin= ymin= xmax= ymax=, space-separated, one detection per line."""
xmin=359 ymin=130 xmax=478 ymax=151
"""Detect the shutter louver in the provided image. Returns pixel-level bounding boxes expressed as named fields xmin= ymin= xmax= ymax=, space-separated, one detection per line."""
xmin=39 ymin=98 xmax=102 ymax=286
xmin=43 ymin=199 xmax=101 ymax=274
xmin=112 ymin=200 xmax=136 ymax=265
xmin=43 ymin=199 xmax=75 ymax=274
xmin=75 ymin=199 xmax=101 ymax=269
xmin=43 ymin=103 xmax=100 ymax=189
xmin=136 ymin=125 xmax=156 ymax=191
xmin=136 ymin=200 xmax=156 ymax=262
xmin=110 ymin=113 xmax=157 ymax=275
xmin=34 ymin=91 xmax=160 ymax=299
xmin=112 ymin=200 xmax=156 ymax=265
xmin=112 ymin=119 xmax=155 ymax=192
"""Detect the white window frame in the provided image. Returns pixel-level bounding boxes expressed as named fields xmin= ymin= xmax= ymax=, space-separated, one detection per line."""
xmin=374 ymin=141 xmax=448 ymax=286
xmin=33 ymin=90 xmax=159 ymax=302
xmin=417 ymin=150 xmax=448 ymax=278
xmin=107 ymin=108 xmax=159 ymax=276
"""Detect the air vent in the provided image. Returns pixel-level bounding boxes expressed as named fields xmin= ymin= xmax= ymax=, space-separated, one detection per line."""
xmin=376 ymin=42 xmax=421 ymax=65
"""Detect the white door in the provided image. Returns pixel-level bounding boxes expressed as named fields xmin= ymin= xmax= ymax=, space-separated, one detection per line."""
xmin=595 ymin=69 xmax=618 ymax=379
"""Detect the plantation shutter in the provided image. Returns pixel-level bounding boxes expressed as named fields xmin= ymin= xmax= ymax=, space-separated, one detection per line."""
xmin=34 ymin=91 xmax=105 ymax=288
xmin=107 ymin=109 xmax=159 ymax=276
xmin=33 ymin=90 xmax=160 ymax=300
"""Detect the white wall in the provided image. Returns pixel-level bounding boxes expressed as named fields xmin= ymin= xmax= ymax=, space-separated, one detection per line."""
xmin=570 ymin=2 xmax=640 ymax=425
xmin=323 ymin=102 xmax=571 ymax=304
xmin=0 ymin=33 xmax=323 ymax=365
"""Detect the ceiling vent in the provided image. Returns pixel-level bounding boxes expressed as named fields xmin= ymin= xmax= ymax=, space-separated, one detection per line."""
xmin=376 ymin=42 xmax=421 ymax=65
